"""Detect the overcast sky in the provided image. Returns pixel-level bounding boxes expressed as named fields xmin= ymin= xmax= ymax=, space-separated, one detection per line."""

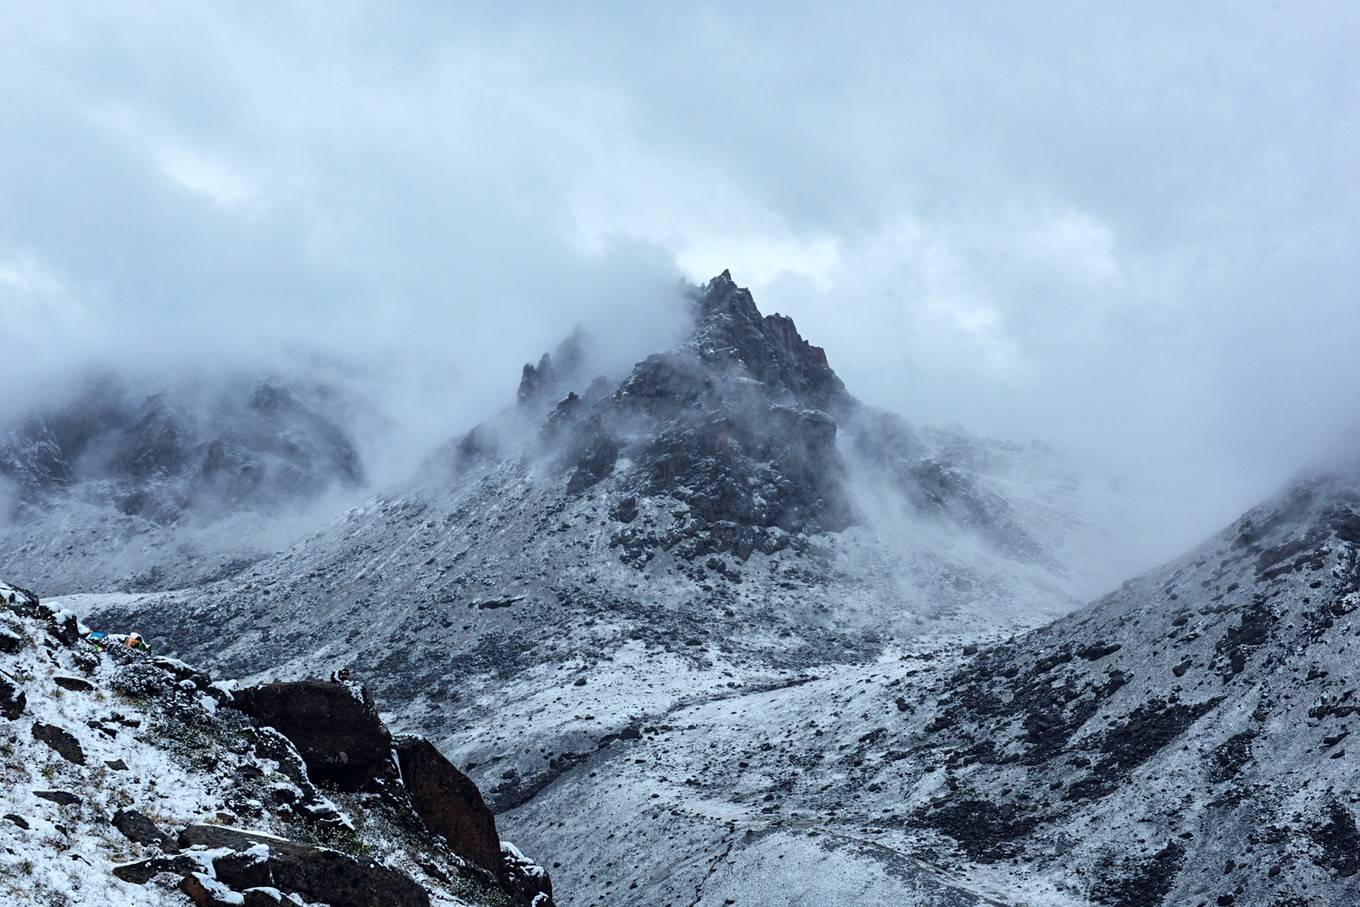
xmin=3 ymin=2 xmax=1358 ymax=541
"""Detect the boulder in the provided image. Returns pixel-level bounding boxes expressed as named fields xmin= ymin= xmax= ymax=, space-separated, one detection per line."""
xmin=152 ymin=655 xmax=213 ymax=690
xmin=33 ymin=790 xmax=81 ymax=806
xmin=32 ymin=721 xmax=85 ymax=764
xmin=111 ymin=854 xmax=200 ymax=884
xmin=179 ymin=873 xmax=243 ymax=907
xmin=179 ymin=824 xmax=430 ymax=907
xmin=0 ymin=625 xmax=23 ymax=654
xmin=233 ymin=680 xmax=392 ymax=789
xmin=243 ymin=889 xmax=288 ymax=907
xmin=113 ymin=807 xmax=177 ymax=851
xmin=394 ymin=735 xmax=502 ymax=874
xmin=0 ymin=670 xmax=24 ymax=720
xmin=47 ymin=610 xmax=79 ymax=645
xmin=501 ymin=841 xmax=555 ymax=906
xmin=0 ymin=584 xmax=41 ymax=617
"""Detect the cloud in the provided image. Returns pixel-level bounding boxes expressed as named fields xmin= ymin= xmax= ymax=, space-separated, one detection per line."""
xmin=1 ymin=1 xmax=1357 ymax=550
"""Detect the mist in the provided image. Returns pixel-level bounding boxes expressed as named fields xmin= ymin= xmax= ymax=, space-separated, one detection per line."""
xmin=3 ymin=2 xmax=1358 ymax=564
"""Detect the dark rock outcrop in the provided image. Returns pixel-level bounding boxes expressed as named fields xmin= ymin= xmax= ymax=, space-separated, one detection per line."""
xmin=112 ymin=854 xmax=202 ymax=884
xmin=33 ymin=790 xmax=82 ymax=806
xmin=506 ymin=273 xmax=858 ymax=561
xmin=53 ymin=674 xmax=95 ymax=692
xmin=0 ymin=625 xmax=22 ymax=653
xmin=502 ymin=841 xmax=556 ymax=906
xmin=0 ymin=669 xmax=24 ymax=720
xmin=395 ymin=735 xmax=503 ymax=875
xmin=32 ymin=721 xmax=85 ymax=764
xmin=113 ymin=807 xmax=177 ymax=852
xmin=179 ymin=824 xmax=431 ymax=907
xmin=233 ymin=680 xmax=392 ymax=790
xmin=688 ymin=270 xmax=848 ymax=412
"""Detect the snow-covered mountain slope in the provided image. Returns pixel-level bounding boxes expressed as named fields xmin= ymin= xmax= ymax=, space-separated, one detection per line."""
xmin=0 ymin=580 xmax=554 ymax=907
xmin=0 ymin=377 xmax=365 ymax=594
xmin=496 ymin=463 xmax=1360 ymax=906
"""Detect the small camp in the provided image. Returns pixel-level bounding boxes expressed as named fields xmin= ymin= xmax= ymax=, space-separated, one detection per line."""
xmin=83 ymin=629 xmax=149 ymax=653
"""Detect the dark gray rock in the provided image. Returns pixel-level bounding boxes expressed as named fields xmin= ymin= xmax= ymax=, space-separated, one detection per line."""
xmin=112 ymin=854 xmax=200 ymax=884
xmin=151 ymin=655 xmax=213 ymax=690
xmin=179 ymin=824 xmax=431 ymax=907
xmin=47 ymin=610 xmax=79 ymax=645
xmin=53 ymin=675 xmax=95 ymax=692
xmin=32 ymin=721 xmax=85 ymax=764
xmin=179 ymin=873 xmax=243 ymax=907
xmin=33 ymin=790 xmax=82 ymax=806
xmin=233 ymin=680 xmax=393 ymax=790
xmin=0 ymin=670 xmax=24 ymax=720
xmin=112 ymin=807 xmax=177 ymax=851
xmin=242 ymin=889 xmax=287 ymax=907
xmin=394 ymin=735 xmax=502 ymax=874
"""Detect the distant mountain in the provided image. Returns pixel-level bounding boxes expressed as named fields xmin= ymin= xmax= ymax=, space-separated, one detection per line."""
xmin=0 ymin=375 xmax=365 ymax=593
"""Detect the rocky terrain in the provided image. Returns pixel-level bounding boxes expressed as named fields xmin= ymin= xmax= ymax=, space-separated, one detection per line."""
xmin=503 ymin=463 xmax=1360 ymax=906
xmin=69 ymin=274 xmax=1141 ymax=844
xmin=7 ymin=272 xmax=1355 ymax=904
xmin=0 ymin=579 xmax=553 ymax=907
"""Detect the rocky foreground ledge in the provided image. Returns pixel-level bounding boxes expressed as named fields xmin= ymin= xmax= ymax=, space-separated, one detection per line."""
xmin=0 ymin=579 xmax=554 ymax=907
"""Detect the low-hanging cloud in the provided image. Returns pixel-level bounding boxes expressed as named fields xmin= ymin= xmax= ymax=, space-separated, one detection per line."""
xmin=3 ymin=2 xmax=1358 ymax=558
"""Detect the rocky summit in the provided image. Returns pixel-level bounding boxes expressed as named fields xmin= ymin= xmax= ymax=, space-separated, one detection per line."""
xmin=3 ymin=273 xmax=1356 ymax=905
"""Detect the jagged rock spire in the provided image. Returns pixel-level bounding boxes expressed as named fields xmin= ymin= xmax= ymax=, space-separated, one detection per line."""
xmin=688 ymin=271 xmax=849 ymax=412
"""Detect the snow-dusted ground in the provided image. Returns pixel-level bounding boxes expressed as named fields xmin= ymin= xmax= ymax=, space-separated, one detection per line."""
xmin=0 ymin=580 xmax=539 ymax=907
xmin=1 ymin=588 xmax=229 ymax=906
xmin=499 ymin=468 xmax=1360 ymax=906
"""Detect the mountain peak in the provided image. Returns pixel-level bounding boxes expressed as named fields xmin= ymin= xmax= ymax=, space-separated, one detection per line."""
xmin=687 ymin=271 xmax=849 ymax=412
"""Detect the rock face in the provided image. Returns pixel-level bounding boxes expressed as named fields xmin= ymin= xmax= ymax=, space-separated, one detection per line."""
xmin=395 ymin=735 xmax=503 ymax=875
xmin=601 ymin=273 xmax=854 ymax=556
xmin=468 ymin=272 xmax=862 ymax=564
xmin=687 ymin=271 xmax=847 ymax=412
xmin=233 ymin=680 xmax=393 ymax=790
